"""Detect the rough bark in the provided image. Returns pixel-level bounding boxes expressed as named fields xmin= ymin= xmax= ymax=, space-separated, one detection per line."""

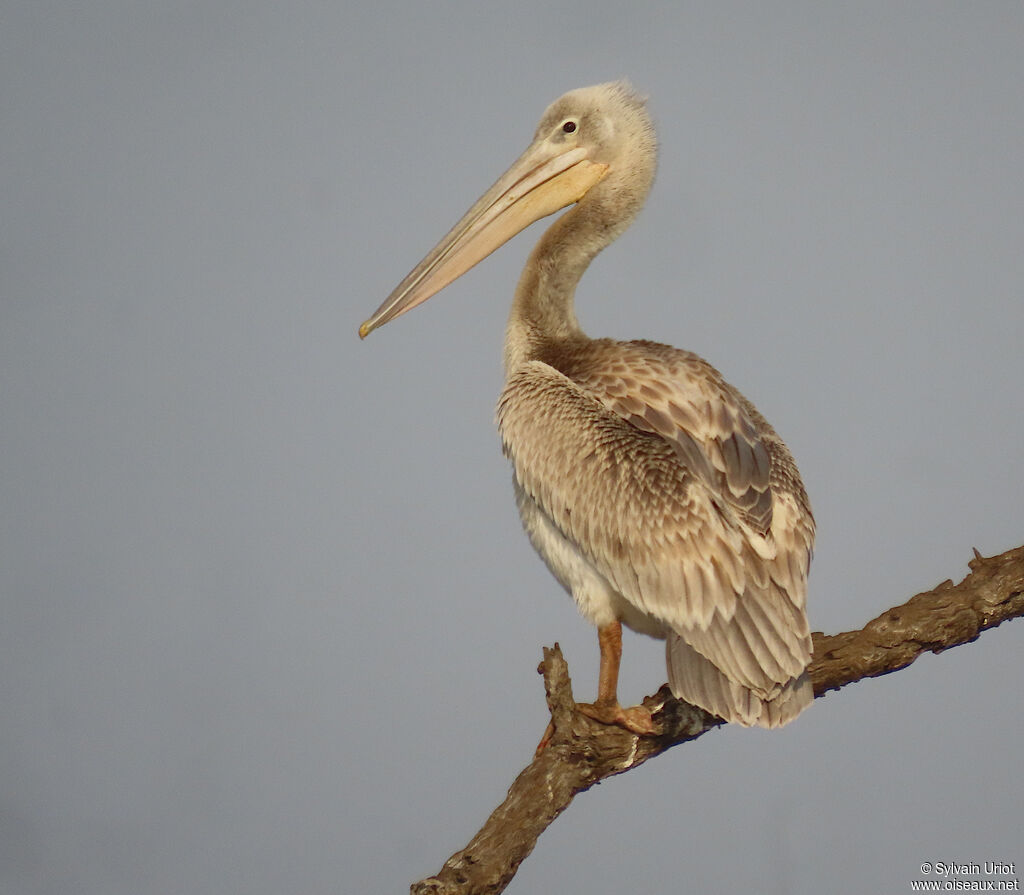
xmin=410 ymin=545 xmax=1024 ymax=895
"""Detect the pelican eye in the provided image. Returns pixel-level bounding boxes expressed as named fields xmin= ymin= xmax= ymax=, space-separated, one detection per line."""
xmin=561 ymin=120 xmax=577 ymax=134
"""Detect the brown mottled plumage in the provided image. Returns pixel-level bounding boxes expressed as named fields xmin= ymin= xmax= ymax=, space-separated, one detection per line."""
xmin=361 ymin=82 xmax=814 ymax=729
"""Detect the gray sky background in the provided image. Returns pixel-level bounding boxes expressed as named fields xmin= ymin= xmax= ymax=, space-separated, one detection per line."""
xmin=3 ymin=4 xmax=1022 ymax=894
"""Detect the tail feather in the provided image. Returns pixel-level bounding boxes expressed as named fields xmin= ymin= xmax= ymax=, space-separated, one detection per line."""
xmin=666 ymin=634 xmax=812 ymax=728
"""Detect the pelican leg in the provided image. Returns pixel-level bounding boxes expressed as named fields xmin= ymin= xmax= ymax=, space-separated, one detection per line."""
xmin=577 ymin=621 xmax=657 ymax=735
xmin=535 ymin=621 xmax=656 ymax=754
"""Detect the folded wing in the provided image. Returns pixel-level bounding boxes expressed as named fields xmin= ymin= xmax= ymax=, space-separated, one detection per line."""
xmin=498 ymin=339 xmax=814 ymax=726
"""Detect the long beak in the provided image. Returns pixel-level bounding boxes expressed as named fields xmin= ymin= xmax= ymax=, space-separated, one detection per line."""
xmin=359 ymin=141 xmax=608 ymax=338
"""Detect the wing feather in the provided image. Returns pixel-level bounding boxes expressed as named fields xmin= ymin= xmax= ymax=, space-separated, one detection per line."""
xmin=498 ymin=338 xmax=815 ymax=727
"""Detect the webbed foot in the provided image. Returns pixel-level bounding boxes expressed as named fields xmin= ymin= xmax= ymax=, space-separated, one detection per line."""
xmin=576 ymin=699 xmax=657 ymax=735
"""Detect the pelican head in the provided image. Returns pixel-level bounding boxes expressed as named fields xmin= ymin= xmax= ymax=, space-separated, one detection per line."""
xmin=359 ymin=81 xmax=657 ymax=338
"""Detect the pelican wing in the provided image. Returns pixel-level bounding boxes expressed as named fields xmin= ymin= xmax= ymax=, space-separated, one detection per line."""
xmin=571 ymin=339 xmax=779 ymax=535
xmin=497 ymin=342 xmax=814 ymax=702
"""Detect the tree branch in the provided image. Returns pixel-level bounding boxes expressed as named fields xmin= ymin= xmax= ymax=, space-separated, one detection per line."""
xmin=410 ymin=545 xmax=1024 ymax=895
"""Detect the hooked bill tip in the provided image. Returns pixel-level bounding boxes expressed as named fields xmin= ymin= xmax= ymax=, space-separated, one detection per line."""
xmin=358 ymin=320 xmax=374 ymax=340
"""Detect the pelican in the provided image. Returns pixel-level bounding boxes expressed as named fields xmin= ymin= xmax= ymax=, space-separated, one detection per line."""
xmin=360 ymin=82 xmax=814 ymax=731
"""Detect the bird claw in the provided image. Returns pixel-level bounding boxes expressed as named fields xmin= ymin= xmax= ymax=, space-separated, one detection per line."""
xmin=535 ymin=701 xmax=658 ymax=755
xmin=535 ymin=721 xmax=556 ymax=756
xmin=576 ymin=700 xmax=658 ymax=736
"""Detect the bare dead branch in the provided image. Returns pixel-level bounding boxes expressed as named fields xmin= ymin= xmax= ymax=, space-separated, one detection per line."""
xmin=410 ymin=545 xmax=1024 ymax=895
